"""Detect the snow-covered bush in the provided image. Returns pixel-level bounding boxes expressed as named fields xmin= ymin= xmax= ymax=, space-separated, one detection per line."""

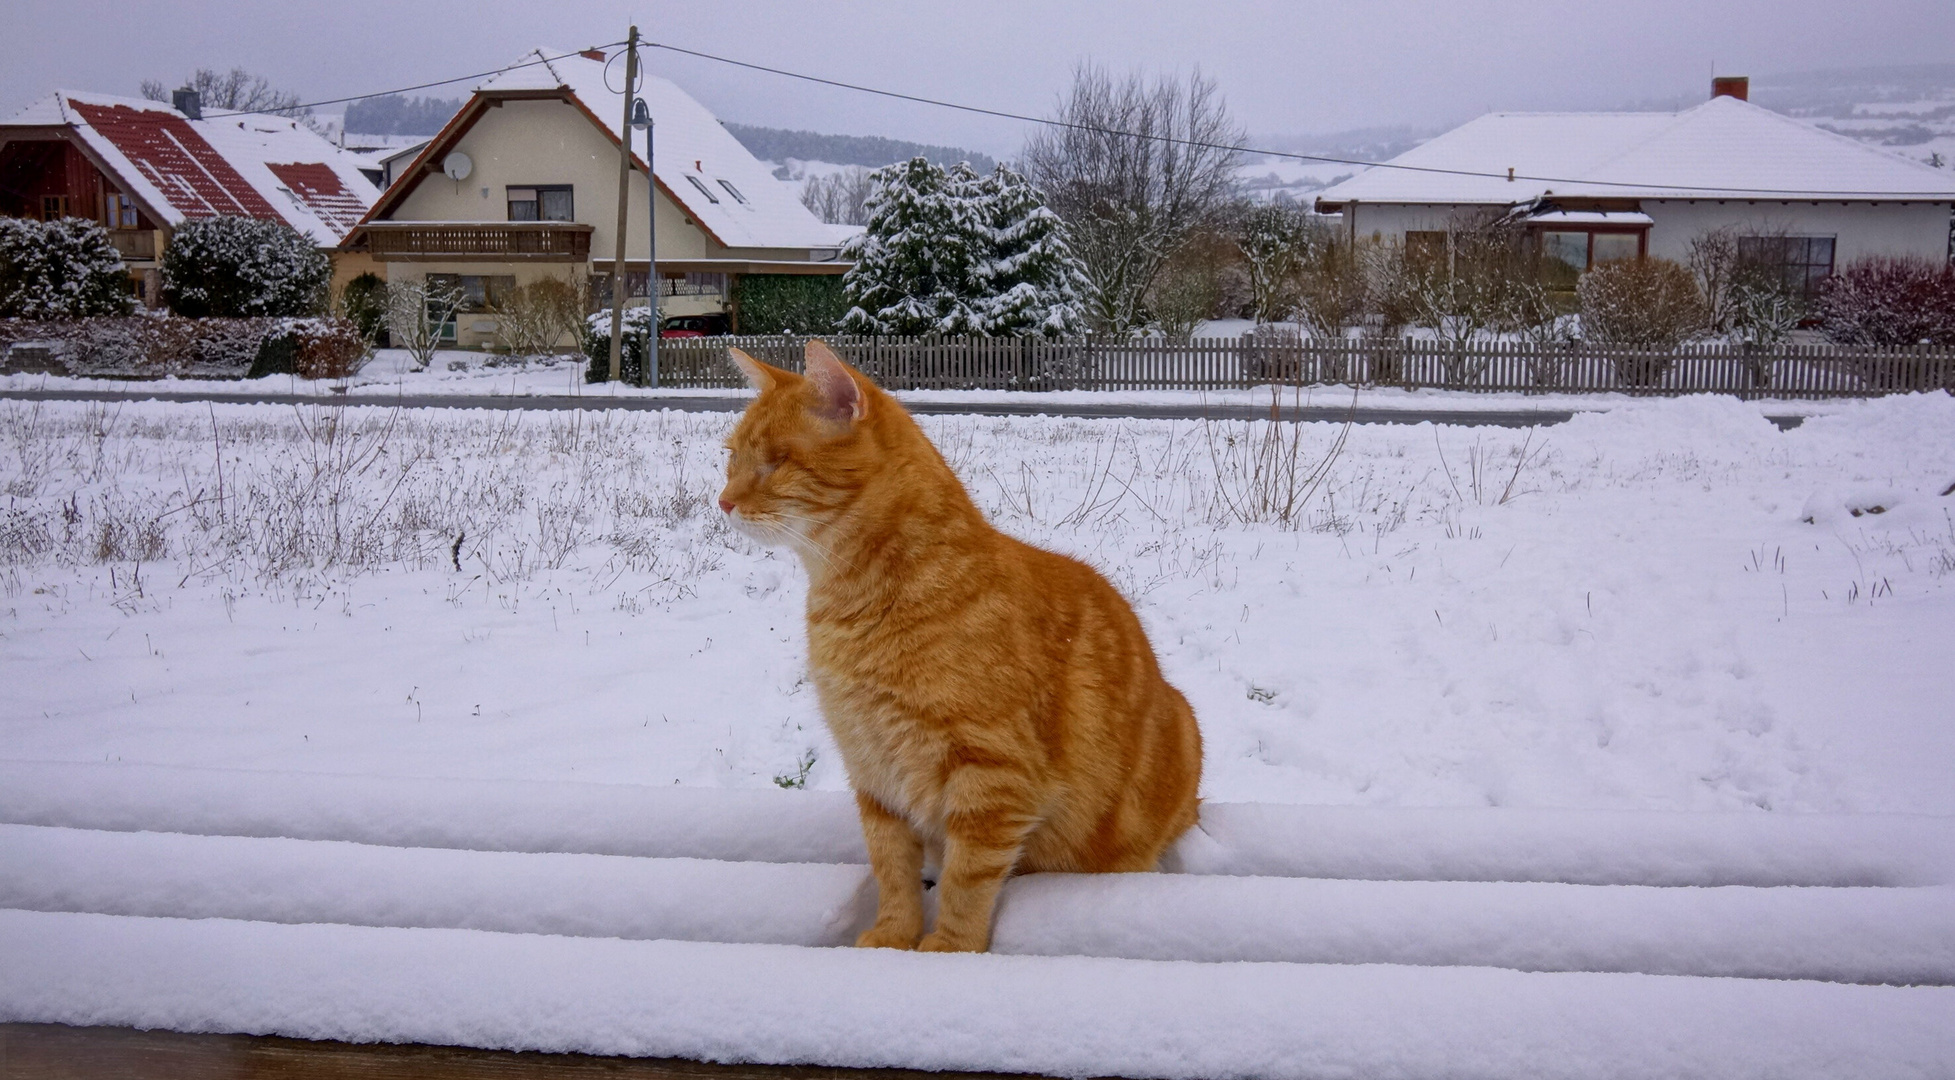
xmin=1233 ymin=200 xmax=1316 ymax=325
xmin=384 ymin=276 xmax=464 ymax=371
xmin=246 ymin=317 xmax=370 ymax=380
xmin=0 ymin=217 xmax=134 ymax=319
xmin=1815 ymin=256 xmax=1955 ymax=349
xmin=160 ymin=216 xmax=329 ymax=318
xmin=842 ymin=159 xmax=1088 ymax=337
xmin=583 ymin=306 xmax=655 ymax=383
xmin=1578 ymin=258 xmax=1705 ymax=351
xmin=337 ymin=273 xmax=389 ymax=343
xmin=0 ymin=316 xmax=295 ymax=378
xmin=495 ymin=277 xmax=584 ymax=357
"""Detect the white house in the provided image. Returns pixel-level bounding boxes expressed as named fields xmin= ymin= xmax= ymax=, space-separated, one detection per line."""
xmin=341 ymin=48 xmax=858 ymax=344
xmin=1315 ymin=79 xmax=1955 ymax=300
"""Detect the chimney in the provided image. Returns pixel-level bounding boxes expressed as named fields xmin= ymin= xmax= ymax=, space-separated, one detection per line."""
xmin=172 ymin=87 xmax=202 ymax=119
xmin=580 ymin=48 xmax=607 ymax=62
xmin=1711 ymin=76 xmax=1748 ymax=102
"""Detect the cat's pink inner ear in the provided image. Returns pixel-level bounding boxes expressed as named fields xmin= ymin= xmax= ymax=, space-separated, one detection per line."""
xmin=804 ymin=344 xmax=864 ymax=423
xmin=729 ymin=348 xmax=776 ymax=391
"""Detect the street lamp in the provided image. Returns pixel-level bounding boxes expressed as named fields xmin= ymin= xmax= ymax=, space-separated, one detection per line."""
xmin=631 ymin=96 xmax=658 ymax=388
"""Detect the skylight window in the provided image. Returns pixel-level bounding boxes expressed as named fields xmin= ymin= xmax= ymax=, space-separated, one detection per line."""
xmin=684 ymin=175 xmax=720 ymax=204
xmin=717 ymin=179 xmax=747 ymax=205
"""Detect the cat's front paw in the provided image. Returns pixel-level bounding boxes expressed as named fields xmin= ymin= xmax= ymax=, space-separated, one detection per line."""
xmin=916 ymin=928 xmax=988 ymax=953
xmin=855 ymin=924 xmax=921 ymax=950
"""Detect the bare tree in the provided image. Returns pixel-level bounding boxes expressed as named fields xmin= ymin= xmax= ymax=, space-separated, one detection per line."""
xmin=1233 ymin=199 xmax=1318 ymax=324
xmin=1024 ymin=64 xmax=1244 ymax=334
xmin=384 ymin=277 xmax=464 ymax=371
xmin=800 ymin=167 xmax=877 ymax=226
xmin=140 ymin=68 xmax=315 ymax=127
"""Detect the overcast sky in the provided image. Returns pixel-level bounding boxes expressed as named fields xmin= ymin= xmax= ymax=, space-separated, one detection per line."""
xmin=9 ymin=0 xmax=1951 ymax=154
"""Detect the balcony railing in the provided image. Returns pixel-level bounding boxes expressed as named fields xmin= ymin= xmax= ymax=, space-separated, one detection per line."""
xmin=108 ymin=229 xmax=156 ymax=261
xmin=359 ymin=222 xmax=595 ymax=262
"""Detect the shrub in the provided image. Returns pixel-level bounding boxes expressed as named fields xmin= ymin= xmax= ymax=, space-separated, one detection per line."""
xmin=1814 ymin=256 xmax=1955 ymax=348
xmin=383 ymin=276 xmax=464 ymax=371
xmin=246 ymin=317 xmax=370 ymax=379
xmin=583 ymin=306 xmax=655 ymax=383
xmin=735 ymin=274 xmax=846 ymax=335
xmin=0 ymin=217 xmax=135 ymax=319
xmin=337 ymin=273 xmax=389 ymax=342
xmin=0 ymin=316 xmax=282 ymax=377
xmin=496 ymin=277 xmax=586 ymax=356
xmin=161 ymin=216 xmax=329 ymax=317
xmin=1578 ymin=258 xmax=1705 ymax=350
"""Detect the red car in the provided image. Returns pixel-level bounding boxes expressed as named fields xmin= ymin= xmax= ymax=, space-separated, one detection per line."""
xmin=659 ymin=315 xmax=731 ymax=339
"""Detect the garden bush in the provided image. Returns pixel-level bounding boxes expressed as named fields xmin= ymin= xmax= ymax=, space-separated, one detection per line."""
xmin=337 ymin=272 xmax=389 ymax=343
xmin=0 ymin=217 xmax=134 ymax=319
xmin=583 ymin=306 xmax=656 ymax=383
xmin=161 ymin=216 xmax=329 ymax=318
xmin=1814 ymin=256 xmax=1955 ymax=348
xmin=246 ymin=317 xmax=370 ymax=379
xmin=1578 ymin=257 xmax=1705 ymax=386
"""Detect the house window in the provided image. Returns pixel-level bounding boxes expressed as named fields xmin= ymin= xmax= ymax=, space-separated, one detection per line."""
xmin=105 ymin=193 xmax=139 ymax=228
xmin=507 ymin=185 xmax=574 ymax=222
xmin=1736 ymin=235 xmax=1836 ymax=304
xmin=41 ymin=195 xmax=68 ymax=220
xmin=428 ymin=273 xmax=517 ymax=313
xmin=716 ymin=179 xmax=747 ymax=205
xmin=1537 ymin=228 xmax=1645 ymax=286
xmin=684 ymin=175 xmax=721 ymax=204
xmin=1591 ymin=233 xmax=1639 ymax=265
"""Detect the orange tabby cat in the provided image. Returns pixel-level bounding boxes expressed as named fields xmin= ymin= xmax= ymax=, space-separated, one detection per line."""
xmin=718 ymin=340 xmax=1202 ymax=953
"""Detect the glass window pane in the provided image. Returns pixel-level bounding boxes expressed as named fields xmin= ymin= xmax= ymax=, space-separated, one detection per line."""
xmin=507 ymin=199 xmax=538 ymax=221
xmin=1542 ymin=231 xmax=1588 ymax=273
xmin=539 ymin=189 xmax=574 ymax=221
xmin=1592 ymin=233 xmax=1639 ymax=264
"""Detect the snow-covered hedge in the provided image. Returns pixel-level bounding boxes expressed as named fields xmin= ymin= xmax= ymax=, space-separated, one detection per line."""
xmin=160 ymin=216 xmax=330 ymax=318
xmin=0 ymin=315 xmax=363 ymax=379
xmin=0 ymin=217 xmax=135 ymax=319
xmin=1815 ymin=256 xmax=1955 ymax=349
xmin=582 ymin=306 xmax=656 ymax=383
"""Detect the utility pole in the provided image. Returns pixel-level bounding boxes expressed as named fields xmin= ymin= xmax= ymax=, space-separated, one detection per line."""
xmin=632 ymin=93 xmax=658 ymax=387
xmin=606 ymin=25 xmax=640 ymax=383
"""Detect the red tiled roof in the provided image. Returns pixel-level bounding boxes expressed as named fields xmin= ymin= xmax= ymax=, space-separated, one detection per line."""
xmin=266 ymin=161 xmax=367 ymax=235
xmin=69 ymin=101 xmax=282 ymax=221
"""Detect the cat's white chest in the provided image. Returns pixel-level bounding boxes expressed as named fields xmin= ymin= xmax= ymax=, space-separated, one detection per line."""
xmin=814 ymin=675 xmax=948 ymax=837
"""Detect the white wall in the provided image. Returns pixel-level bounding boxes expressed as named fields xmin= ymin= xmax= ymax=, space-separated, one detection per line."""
xmin=1341 ymin=200 xmax=1954 ymax=265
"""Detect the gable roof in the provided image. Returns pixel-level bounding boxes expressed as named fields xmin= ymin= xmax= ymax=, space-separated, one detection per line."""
xmin=1 ymin=90 xmax=380 ymax=244
xmin=361 ymin=49 xmax=855 ymax=251
xmin=1317 ymin=95 xmax=1955 ymax=209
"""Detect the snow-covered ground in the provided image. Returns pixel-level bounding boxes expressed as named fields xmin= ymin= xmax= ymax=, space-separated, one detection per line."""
xmin=3 ymin=392 xmax=1953 ymax=1075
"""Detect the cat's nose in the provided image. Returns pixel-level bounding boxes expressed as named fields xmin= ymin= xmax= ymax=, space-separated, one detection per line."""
xmin=718 ymin=498 xmax=734 ymax=514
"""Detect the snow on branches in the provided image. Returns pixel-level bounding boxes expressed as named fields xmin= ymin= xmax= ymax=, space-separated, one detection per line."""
xmin=841 ymin=159 xmax=1089 ymax=338
xmin=0 ymin=217 xmax=134 ymax=319
xmin=161 ymin=215 xmax=329 ymax=318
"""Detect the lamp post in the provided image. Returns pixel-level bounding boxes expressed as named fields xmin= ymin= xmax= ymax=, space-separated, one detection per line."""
xmin=631 ymin=96 xmax=658 ymax=388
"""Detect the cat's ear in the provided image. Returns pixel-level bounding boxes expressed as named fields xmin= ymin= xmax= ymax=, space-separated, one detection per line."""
xmin=804 ymin=340 xmax=865 ymax=424
xmin=729 ymin=348 xmax=791 ymax=392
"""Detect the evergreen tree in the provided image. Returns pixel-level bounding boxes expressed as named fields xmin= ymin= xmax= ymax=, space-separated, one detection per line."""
xmin=161 ymin=216 xmax=329 ymax=318
xmin=841 ymin=158 xmax=985 ymax=336
xmin=970 ymin=166 xmax=1090 ymax=337
xmin=0 ymin=217 xmax=134 ymax=319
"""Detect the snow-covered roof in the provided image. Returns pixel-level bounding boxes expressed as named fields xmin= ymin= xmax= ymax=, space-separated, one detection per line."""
xmin=472 ymin=49 xmax=847 ymax=251
xmin=2 ymin=90 xmax=380 ymax=245
xmin=1317 ymin=95 xmax=1955 ymax=208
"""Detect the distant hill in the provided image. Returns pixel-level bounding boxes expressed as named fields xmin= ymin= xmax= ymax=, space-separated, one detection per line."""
xmin=344 ymin=95 xmax=464 ymax=136
xmin=722 ymin=122 xmax=997 ymax=173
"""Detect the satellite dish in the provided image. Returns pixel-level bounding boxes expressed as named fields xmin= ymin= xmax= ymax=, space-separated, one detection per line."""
xmin=442 ymin=152 xmax=473 ymax=181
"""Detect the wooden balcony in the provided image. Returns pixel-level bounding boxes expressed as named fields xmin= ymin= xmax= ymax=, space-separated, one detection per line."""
xmin=108 ymin=228 xmax=156 ymax=261
xmin=357 ymin=221 xmax=595 ymax=263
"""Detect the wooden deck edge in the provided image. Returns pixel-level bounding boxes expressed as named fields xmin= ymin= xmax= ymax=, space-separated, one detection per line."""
xmin=0 ymin=1024 xmax=1057 ymax=1080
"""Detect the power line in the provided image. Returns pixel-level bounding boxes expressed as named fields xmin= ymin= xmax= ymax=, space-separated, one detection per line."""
xmin=641 ymin=38 xmax=1955 ymax=200
xmin=204 ymin=43 xmax=629 ymax=118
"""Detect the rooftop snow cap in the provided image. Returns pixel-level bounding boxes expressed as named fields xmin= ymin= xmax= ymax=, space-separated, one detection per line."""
xmin=172 ymin=87 xmax=202 ymax=120
xmin=1712 ymin=76 xmax=1749 ymax=102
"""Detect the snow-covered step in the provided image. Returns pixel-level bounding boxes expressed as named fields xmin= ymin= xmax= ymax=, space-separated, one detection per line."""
xmin=4 ymin=759 xmax=1950 ymax=887
xmin=7 ymin=824 xmax=1952 ymax=985
xmin=3 ymin=909 xmax=1951 ymax=1080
